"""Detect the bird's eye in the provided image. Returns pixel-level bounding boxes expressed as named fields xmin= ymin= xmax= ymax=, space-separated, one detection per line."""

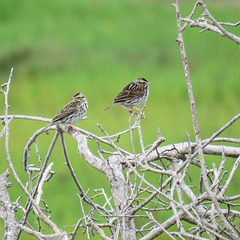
xmin=138 ymin=78 xmax=147 ymax=84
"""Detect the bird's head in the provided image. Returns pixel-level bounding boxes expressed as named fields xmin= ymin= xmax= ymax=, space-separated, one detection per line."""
xmin=72 ymin=92 xmax=86 ymax=101
xmin=134 ymin=78 xmax=152 ymax=87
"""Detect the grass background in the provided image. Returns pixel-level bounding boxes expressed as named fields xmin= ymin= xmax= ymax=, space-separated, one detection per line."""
xmin=0 ymin=0 xmax=240 ymax=239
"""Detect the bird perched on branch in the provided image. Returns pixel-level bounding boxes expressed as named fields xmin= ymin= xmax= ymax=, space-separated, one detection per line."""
xmin=44 ymin=92 xmax=88 ymax=131
xmin=104 ymin=78 xmax=151 ymax=114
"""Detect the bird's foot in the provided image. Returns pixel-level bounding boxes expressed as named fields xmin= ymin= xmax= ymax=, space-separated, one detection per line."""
xmin=67 ymin=125 xmax=79 ymax=132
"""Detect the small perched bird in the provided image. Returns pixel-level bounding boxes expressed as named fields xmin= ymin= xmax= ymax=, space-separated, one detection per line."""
xmin=44 ymin=92 xmax=88 ymax=130
xmin=104 ymin=78 xmax=151 ymax=114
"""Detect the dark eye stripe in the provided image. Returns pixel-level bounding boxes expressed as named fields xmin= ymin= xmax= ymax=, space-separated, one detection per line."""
xmin=138 ymin=78 xmax=148 ymax=82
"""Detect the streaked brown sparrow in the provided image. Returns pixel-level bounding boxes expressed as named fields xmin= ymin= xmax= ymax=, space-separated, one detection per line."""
xmin=44 ymin=92 xmax=88 ymax=130
xmin=104 ymin=78 xmax=151 ymax=114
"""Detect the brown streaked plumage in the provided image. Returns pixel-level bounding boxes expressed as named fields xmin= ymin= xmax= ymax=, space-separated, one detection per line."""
xmin=44 ymin=92 xmax=88 ymax=131
xmin=104 ymin=78 xmax=151 ymax=114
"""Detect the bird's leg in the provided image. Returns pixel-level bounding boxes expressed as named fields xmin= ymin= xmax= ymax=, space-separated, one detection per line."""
xmin=132 ymin=107 xmax=145 ymax=116
xmin=128 ymin=109 xmax=133 ymax=115
xmin=67 ymin=125 xmax=79 ymax=132
xmin=128 ymin=109 xmax=139 ymax=118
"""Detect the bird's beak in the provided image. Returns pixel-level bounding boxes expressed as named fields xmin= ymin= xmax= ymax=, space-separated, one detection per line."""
xmin=147 ymin=82 xmax=152 ymax=85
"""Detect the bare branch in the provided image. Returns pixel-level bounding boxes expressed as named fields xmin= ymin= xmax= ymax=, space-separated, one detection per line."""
xmin=0 ymin=170 xmax=18 ymax=240
xmin=1 ymin=1 xmax=240 ymax=239
xmin=18 ymin=225 xmax=68 ymax=240
xmin=180 ymin=0 xmax=240 ymax=44
xmin=3 ymin=69 xmax=64 ymax=236
xmin=0 ymin=114 xmax=51 ymax=123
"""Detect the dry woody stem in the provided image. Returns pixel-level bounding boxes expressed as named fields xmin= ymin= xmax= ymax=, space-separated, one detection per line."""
xmin=1 ymin=1 xmax=240 ymax=239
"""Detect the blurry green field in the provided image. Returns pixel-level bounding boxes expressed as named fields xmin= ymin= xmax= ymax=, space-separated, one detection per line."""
xmin=1 ymin=0 xmax=240 ymax=239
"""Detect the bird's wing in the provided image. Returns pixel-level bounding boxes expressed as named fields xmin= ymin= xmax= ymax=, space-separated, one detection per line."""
xmin=114 ymin=82 xmax=144 ymax=103
xmin=52 ymin=101 xmax=78 ymax=123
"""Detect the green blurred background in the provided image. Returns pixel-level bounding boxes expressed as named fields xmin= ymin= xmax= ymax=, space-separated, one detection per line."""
xmin=1 ymin=0 xmax=240 ymax=239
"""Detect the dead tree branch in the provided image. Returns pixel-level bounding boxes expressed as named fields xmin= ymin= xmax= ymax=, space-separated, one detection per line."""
xmin=1 ymin=1 xmax=240 ymax=239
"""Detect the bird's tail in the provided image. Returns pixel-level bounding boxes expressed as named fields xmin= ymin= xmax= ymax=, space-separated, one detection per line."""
xmin=104 ymin=103 xmax=115 ymax=111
